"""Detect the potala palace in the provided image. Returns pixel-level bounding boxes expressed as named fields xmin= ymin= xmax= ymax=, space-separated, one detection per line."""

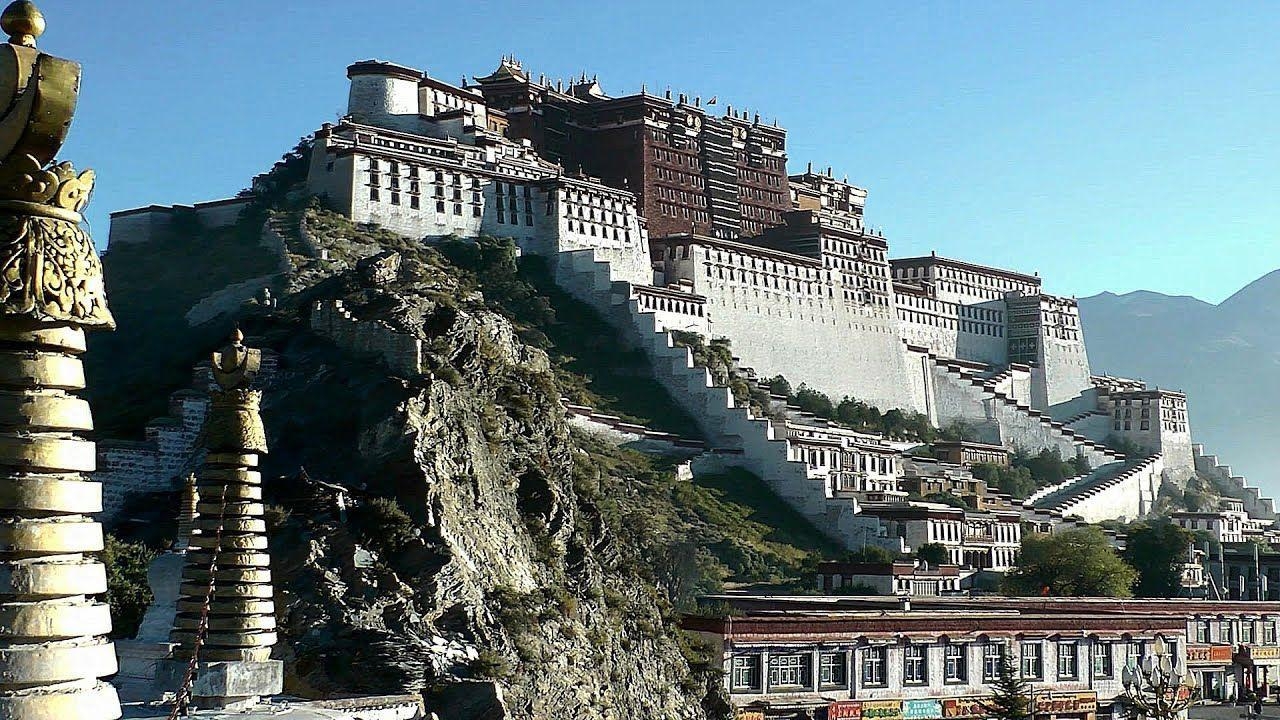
xmin=102 ymin=57 xmax=1277 ymax=579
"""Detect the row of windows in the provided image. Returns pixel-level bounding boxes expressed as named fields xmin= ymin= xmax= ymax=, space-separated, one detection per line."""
xmin=1194 ymin=619 xmax=1277 ymax=644
xmin=739 ymin=184 xmax=785 ymax=204
xmin=562 ymin=189 xmax=636 ymax=215
xmin=654 ymin=165 xmax=704 ymax=188
xmin=894 ymin=292 xmax=1005 ymax=323
xmin=705 ymin=265 xmax=833 ymax=297
xmin=368 ymin=190 xmax=480 ymax=218
xmin=738 ymin=167 xmax=783 ymax=187
xmin=655 ymin=201 xmax=710 ymax=224
xmin=798 ymin=446 xmax=896 ymax=475
xmin=731 ymin=641 xmax=1134 ymax=694
xmin=736 ymin=152 xmax=785 ymax=171
xmin=741 ymin=203 xmax=781 ymax=222
xmin=825 ymin=238 xmax=885 ymax=263
xmin=655 ymin=185 xmax=707 ymax=208
xmin=652 ymin=146 xmax=700 ymax=168
xmin=897 ymin=309 xmax=1006 ymax=337
xmin=710 ymin=251 xmax=824 ymax=279
xmin=895 ymin=264 xmax=1038 ymax=294
xmin=829 ymin=256 xmax=888 ymax=280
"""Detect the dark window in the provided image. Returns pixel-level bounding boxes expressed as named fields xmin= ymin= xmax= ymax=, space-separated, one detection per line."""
xmin=862 ymin=647 xmax=886 ymax=687
xmin=769 ymin=653 xmax=811 ymax=688
xmin=820 ymin=652 xmax=847 ymax=688
xmin=1021 ymin=643 xmax=1042 ymax=680
xmin=945 ymin=644 xmax=966 ymax=683
xmin=1092 ymin=642 xmax=1113 ymax=678
xmin=731 ymin=655 xmax=762 ymax=693
xmin=904 ymin=645 xmax=927 ymax=685
xmin=1058 ymin=642 xmax=1078 ymax=679
xmin=983 ymin=643 xmax=1005 ymax=682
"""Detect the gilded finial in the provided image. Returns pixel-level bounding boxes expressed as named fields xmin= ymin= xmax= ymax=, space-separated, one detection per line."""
xmin=212 ymin=327 xmax=260 ymax=391
xmin=1 ymin=1 xmax=44 ymax=47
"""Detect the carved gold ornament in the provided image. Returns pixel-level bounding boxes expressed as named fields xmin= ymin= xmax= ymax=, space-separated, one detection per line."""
xmin=0 ymin=212 xmax=112 ymax=325
xmin=0 ymin=0 xmax=113 ymax=328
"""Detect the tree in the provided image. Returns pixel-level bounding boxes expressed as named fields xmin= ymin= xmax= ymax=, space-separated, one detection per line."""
xmin=843 ymin=545 xmax=898 ymax=564
xmin=793 ymin=384 xmax=835 ymax=418
xmin=938 ymin=419 xmax=979 ymax=442
xmin=924 ymin=492 xmax=975 ymax=510
xmin=917 ymin=542 xmax=950 ymax=566
xmin=972 ymin=463 xmax=1036 ymax=499
xmin=102 ymin=534 xmax=157 ymax=639
xmin=1123 ymin=521 xmax=1194 ymax=598
xmin=766 ymin=375 xmax=792 ymax=398
xmin=1001 ymin=526 xmax=1137 ymax=597
xmin=984 ymin=653 xmax=1031 ymax=720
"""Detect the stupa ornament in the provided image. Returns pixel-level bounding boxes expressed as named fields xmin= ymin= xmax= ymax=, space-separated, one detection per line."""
xmin=0 ymin=0 xmax=111 ymax=328
xmin=0 ymin=1 xmax=121 ymax=719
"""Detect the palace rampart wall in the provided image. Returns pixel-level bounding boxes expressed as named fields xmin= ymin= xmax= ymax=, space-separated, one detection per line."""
xmin=108 ymin=197 xmax=253 ymax=248
xmin=309 ymin=299 xmax=423 ymax=378
xmin=655 ymin=239 xmax=918 ymax=412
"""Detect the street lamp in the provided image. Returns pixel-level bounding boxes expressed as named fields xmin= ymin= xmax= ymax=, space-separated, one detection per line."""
xmin=1120 ymin=636 xmax=1200 ymax=720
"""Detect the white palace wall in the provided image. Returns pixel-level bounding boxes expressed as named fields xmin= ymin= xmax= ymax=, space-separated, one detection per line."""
xmin=1037 ymin=334 xmax=1093 ymax=408
xmin=658 ymin=240 xmax=919 ymax=413
xmin=894 ymin=292 xmax=1008 ymax=367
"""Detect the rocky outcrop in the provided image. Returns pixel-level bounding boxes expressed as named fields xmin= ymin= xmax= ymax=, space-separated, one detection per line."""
xmin=157 ymin=221 xmax=723 ymax=718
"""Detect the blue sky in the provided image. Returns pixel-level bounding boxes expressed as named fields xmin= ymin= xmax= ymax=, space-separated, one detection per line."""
xmin=41 ymin=1 xmax=1280 ymax=303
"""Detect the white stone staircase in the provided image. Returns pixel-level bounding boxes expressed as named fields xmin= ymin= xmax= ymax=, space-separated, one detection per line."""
xmin=1193 ymin=444 xmax=1276 ymax=521
xmin=922 ymin=351 xmax=1124 ymax=467
xmin=1029 ymin=454 xmax=1164 ymax=522
xmin=551 ymin=248 xmax=867 ymax=548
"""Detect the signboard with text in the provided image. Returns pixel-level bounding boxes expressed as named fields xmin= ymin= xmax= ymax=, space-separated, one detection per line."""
xmin=829 ymin=701 xmax=863 ymax=720
xmin=863 ymin=700 xmax=904 ymax=720
xmin=1250 ymin=646 xmax=1280 ymax=661
xmin=1187 ymin=644 xmax=1234 ymax=664
xmin=904 ymin=699 xmax=943 ymax=719
xmin=942 ymin=697 xmax=987 ymax=719
xmin=1034 ymin=692 xmax=1097 ymax=716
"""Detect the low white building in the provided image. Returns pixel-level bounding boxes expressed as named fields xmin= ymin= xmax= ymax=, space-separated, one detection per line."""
xmin=1172 ymin=500 xmax=1249 ymax=545
xmin=785 ymin=423 xmax=902 ymax=497
xmin=817 ymin=561 xmax=964 ymax=596
xmin=858 ymin=501 xmax=1022 ymax=571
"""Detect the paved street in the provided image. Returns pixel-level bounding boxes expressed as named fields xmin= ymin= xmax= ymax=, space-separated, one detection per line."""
xmin=1191 ymin=704 xmax=1277 ymax=720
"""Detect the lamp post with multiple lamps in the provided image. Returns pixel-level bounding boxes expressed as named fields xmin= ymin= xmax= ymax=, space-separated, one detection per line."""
xmin=1121 ymin=636 xmax=1200 ymax=720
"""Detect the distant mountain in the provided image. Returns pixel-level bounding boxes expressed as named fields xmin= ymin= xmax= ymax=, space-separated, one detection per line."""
xmin=1078 ymin=272 xmax=1280 ymax=494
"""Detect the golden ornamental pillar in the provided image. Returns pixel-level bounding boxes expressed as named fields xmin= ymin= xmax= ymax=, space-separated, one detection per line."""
xmin=167 ymin=330 xmax=281 ymax=710
xmin=0 ymin=2 xmax=120 ymax=719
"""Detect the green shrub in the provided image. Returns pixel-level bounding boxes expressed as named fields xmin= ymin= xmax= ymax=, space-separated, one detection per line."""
xmin=101 ymin=535 xmax=157 ymax=639
xmin=349 ymin=497 xmax=418 ymax=554
xmin=469 ymin=650 xmax=513 ymax=680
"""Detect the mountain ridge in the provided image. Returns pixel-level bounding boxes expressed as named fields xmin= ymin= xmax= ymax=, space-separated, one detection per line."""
xmin=1078 ymin=268 xmax=1280 ymax=492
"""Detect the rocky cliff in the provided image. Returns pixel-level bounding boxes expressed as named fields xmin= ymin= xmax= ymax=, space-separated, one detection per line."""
xmin=93 ymin=185 xmax=832 ymax=717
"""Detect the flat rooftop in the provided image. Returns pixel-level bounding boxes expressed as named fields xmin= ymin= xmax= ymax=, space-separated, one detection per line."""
xmin=890 ymin=254 xmax=1041 ymax=285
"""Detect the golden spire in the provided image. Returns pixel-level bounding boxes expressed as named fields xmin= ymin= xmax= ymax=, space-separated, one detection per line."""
xmin=1 ymin=1 xmax=44 ymax=47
